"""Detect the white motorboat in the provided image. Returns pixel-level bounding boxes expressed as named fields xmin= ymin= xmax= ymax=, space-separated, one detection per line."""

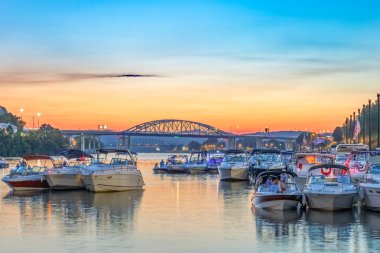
xmin=359 ymin=156 xmax=380 ymax=211
xmin=44 ymin=149 xmax=93 ymax=190
xmin=187 ymin=151 xmax=208 ymax=174
xmin=248 ymin=149 xmax=286 ymax=180
xmin=252 ymin=170 xmax=302 ymax=210
xmin=2 ymin=155 xmax=53 ymax=191
xmin=304 ymin=164 xmax=358 ymax=211
xmin=292 ymin=153 xmax=335 ymax=186
xmin=218 ymin=150 xmax=249 ymax=181
xmin=345 ymin=151 xmax=380 ymax=184
xmin=82 ymin=149 xmax=144 ymax=193
xmin=166 ymin=154 xmax=189 ymax=173
xmin=0 ymin=157 xmax=9 ymax=169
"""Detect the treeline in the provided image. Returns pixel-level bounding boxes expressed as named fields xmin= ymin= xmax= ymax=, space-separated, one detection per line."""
xmin=0 ymin=110 xmax=69 ymax=156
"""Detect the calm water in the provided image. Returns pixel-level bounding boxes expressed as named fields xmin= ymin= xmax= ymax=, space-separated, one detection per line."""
xmin=1 ymin=153 xmax=380 ymax=253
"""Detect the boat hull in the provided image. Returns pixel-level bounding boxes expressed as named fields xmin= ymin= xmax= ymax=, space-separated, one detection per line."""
xmin=188 ymin=165 xmax=208 ymax=174
xmin=305 ymin=192 xmax=357 ymax=211
xmin=167 ymin=165 xmax=188 ymax=174
xmin=218 ymin=167 xmax=249 ymax=181
xmin=360 ymin=184 xmax=380 ymax=211
xmin=2 ymin=176 xmax=49 ymax=191
xmin=45 ymin=174 xmax=85 ymax=190
xmin=83 ymin=173 xmax=144 ymax=193
xmin=253 ymin=194 xmax=301 ymax=210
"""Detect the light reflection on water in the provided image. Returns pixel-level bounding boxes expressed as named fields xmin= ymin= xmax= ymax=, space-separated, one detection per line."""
xmin=0 ymin=154 xmax=380 ymax=253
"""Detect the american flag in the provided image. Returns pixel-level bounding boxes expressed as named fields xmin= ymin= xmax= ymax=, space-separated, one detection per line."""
xmin=353 ymin=120 xmax=361 ymax=142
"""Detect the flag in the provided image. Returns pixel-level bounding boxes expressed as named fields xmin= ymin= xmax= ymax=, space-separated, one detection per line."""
xmin=353 ymin=120 xmax=361 ymax=143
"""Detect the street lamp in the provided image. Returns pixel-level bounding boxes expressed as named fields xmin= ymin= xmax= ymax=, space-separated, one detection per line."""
xmin=36 ymin=112 xmax=41 ymax=128
xmin=19 ymin=108 xmax=24 ymax=118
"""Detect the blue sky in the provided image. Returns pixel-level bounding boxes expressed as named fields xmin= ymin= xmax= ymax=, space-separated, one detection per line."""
xmin=1 ymin=1 xmax=380 ymax=131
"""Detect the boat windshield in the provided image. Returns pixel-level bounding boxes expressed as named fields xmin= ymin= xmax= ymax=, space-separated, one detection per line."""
xmin=225 ymin=153 xmax=247 ymax=162
xmin=309 ymin=175 xmax=351 ymax=184
xmin=369 ymin=165 xmax=380 ymax=174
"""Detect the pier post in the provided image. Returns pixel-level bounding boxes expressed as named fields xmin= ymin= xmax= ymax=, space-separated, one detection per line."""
xmin=81 ymin=134 xmax=85 ymax=151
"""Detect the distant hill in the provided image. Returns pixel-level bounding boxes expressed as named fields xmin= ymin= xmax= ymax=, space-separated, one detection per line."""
xmin=0 ymin=106 xmax=7 ymax=116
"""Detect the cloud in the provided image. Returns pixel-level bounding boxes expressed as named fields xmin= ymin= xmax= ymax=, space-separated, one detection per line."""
xmin=0 ymin=72 xmax=161 ymax=85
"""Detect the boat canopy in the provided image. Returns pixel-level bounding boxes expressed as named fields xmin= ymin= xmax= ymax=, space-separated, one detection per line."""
xmin=256 ymin=169 xmax=297 ymax=179
xmin=22 ymin=155 xmax=53 ymax=161
xmin=59 ymin=149 xmax=93 ymax=159
xmin=308 ymin=164 xmax=349 ymax=172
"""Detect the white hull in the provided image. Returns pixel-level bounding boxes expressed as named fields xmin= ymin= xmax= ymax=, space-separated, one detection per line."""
xmin=360 ymin=184 xmax=380 ymax=211
xmin=83 ymin=173 xmax=144 ymax=192
xmin=188 ymin=165 xmax=208 ymax=174
xmin=305 ymin=192 xmax=357 ymax=211
xmin=45 ymin=174 xmax=85 ymax=190
xmin=254 ymin=198 xmax=300 ymax=210
xmin=218 ymin=167 xmax=249 ymax=181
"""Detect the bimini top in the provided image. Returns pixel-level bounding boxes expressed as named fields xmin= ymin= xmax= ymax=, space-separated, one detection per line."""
xmin=308 ymin=164 xmax=349 ymax=172
xmin=350 ymin=150 xmax=380 ymax=156
xmin=22 ymin=155 xmax=53 ymax=161
xmin=251 ymin=149 xmax=281 ymax=155
xmin=97 ymin=149 xmax=131 ymax=154
xmin=59 ymin=149 xmax=93 ymax=159
xmin=256 ymin=169 xmax=297 ymax=179
xmin=225 ymin=149 xmax=246 ymax=154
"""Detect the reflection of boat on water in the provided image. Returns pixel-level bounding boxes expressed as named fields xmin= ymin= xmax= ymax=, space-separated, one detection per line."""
xmin=305 ymin=209 xmax=356 ymax=226
xmin=218 ymin=180 xmax=250 ymax=192
xmin=362 ymin=210 xmax=380 ymax=233
xmin=5 ymin=190 xmax=49 ymax=198
xmin=254 ymin=208 xmax=302 ymax=224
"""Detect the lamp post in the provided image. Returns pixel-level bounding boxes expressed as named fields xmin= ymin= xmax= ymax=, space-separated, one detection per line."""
xmin=363 ymin=104 xmax=366 ymax=144
xmin=358 ymin=108 xmax=361 ymax=143
xmin=377 ymin=93 xmax=380 ymax=148
xmin=349 ymin=115 xmax=353 ymax=143
xmin=345 ymin=118 xmax=349 ymax=143
xmin=369 ymin=99 xmax=372 ymax=150
xmin=19 ymin=108 xmax=24 ymax=118
xmin=36 ymin=112 xmax=41 ymax=128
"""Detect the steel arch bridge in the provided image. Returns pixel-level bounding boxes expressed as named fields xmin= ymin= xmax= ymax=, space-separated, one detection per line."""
xmin=123 ymin=119 xmax=234 ymax=138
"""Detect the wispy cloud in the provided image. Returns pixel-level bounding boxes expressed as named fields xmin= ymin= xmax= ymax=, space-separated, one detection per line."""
xmin=0 ymin=72 xmax=161 ymax=85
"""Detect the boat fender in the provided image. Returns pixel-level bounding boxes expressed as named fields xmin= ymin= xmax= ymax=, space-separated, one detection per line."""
xmin=321 ymin=167 xmax=332 ymax=176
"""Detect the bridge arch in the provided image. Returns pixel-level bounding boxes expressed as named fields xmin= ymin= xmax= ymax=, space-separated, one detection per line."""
xmin=123 ymin=119 xmax=234 ymax=138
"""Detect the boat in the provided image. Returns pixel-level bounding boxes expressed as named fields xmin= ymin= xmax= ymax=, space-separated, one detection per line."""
xmin=44 ymin=149 xmax=93 ymax=190
xmin=0 ymin=157 xmax=9 ymax=169
xmin=251 ymin=170 xmax=302 ymax=210
xmin=153 ymin=162 xmax=168 ymax=174
xmin=218 ymin=149 xmax=249 ymax=181
xmin=248 ymin=149 xmax=286 ymax=181
xmin=206 ymin=151 xmax=224 ymax=174
xmin=81 ymin=149 xmax=144 ymax=192
xmin=345 ymin=151 xmax=380 ymax=184
xmin=187 ymin=151 xmax=208 ymax=174
xmin=359 ymin=156 xmax=380 ymax=211
xmin=166 ymin=154 xmax=189 ymax=173
xmin=292 ymin=153 xmax=335 ymax=186
xmin=303 ymin=164 xmax=358 ymax=211
xmin=1 ymin=155 xmax=53 ymax=191
xmin=334 ymin=143 xmax=369 ymax=165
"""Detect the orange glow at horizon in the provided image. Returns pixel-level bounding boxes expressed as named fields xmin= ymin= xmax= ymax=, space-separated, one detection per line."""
xmin=1 ymin=77 xmax=378 ymax=133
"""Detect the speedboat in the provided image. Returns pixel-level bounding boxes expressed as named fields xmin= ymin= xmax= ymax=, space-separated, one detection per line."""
xmin=187 ymin=151 xmax=208 ymax=174
xmin=44 ymin=149 xmax=93 ymax=190
xmin=248 ymin=149 xmax=286 ymax=180
xmin=82 ymin=149 xmax=144 ymax=192
xmin=345 ymin=151 xmax=380 ymax=184
xmin=206 ymin=151 xmax=224 ymax=174
xmin=304 ymin=164 xmax=358 ymax=211
xmin=292 ymin=153 xmax=335 ymax=186
xmin=166 ymin=155 xmax=189 ymax=173
xmin=0 ymin=157 xmax=9 ymax=169
xmin=218 ymin=150 xmax=249 ymax=181
xmin=2 ymin=155 xmax=53 ymax=191
xmin=359 ymin=156 xmax=380 ymax=211
xmin=251 ymin=170 xmax=302 ymax=210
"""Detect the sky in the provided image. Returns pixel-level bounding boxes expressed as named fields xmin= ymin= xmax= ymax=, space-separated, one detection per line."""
xmin=1 ymin=0 xmax=380 ymax=133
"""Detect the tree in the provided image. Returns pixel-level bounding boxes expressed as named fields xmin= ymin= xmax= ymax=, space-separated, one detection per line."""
xmin=332 ymin=127 xmax=343 ymax=143
xmin=187 ymin=141 xmax=201 ymax=151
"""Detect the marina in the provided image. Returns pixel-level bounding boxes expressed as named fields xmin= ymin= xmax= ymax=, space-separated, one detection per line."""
xmin=1 ymin=153 xmax=380 ymax=252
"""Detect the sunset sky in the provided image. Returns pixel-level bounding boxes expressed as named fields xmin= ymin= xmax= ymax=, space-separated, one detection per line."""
xmin=1 ymin=0 xmax=380 ymax=133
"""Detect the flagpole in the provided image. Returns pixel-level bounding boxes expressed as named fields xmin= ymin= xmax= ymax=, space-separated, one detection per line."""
xmin=353 ymin=112 xmax=356 ymax=143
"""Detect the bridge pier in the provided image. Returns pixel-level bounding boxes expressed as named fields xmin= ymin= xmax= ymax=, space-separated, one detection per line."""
xmin=227 ymin=138 xmax=236 ymax=149
xmin=80 ymin=134 xmax=85 ymax=151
